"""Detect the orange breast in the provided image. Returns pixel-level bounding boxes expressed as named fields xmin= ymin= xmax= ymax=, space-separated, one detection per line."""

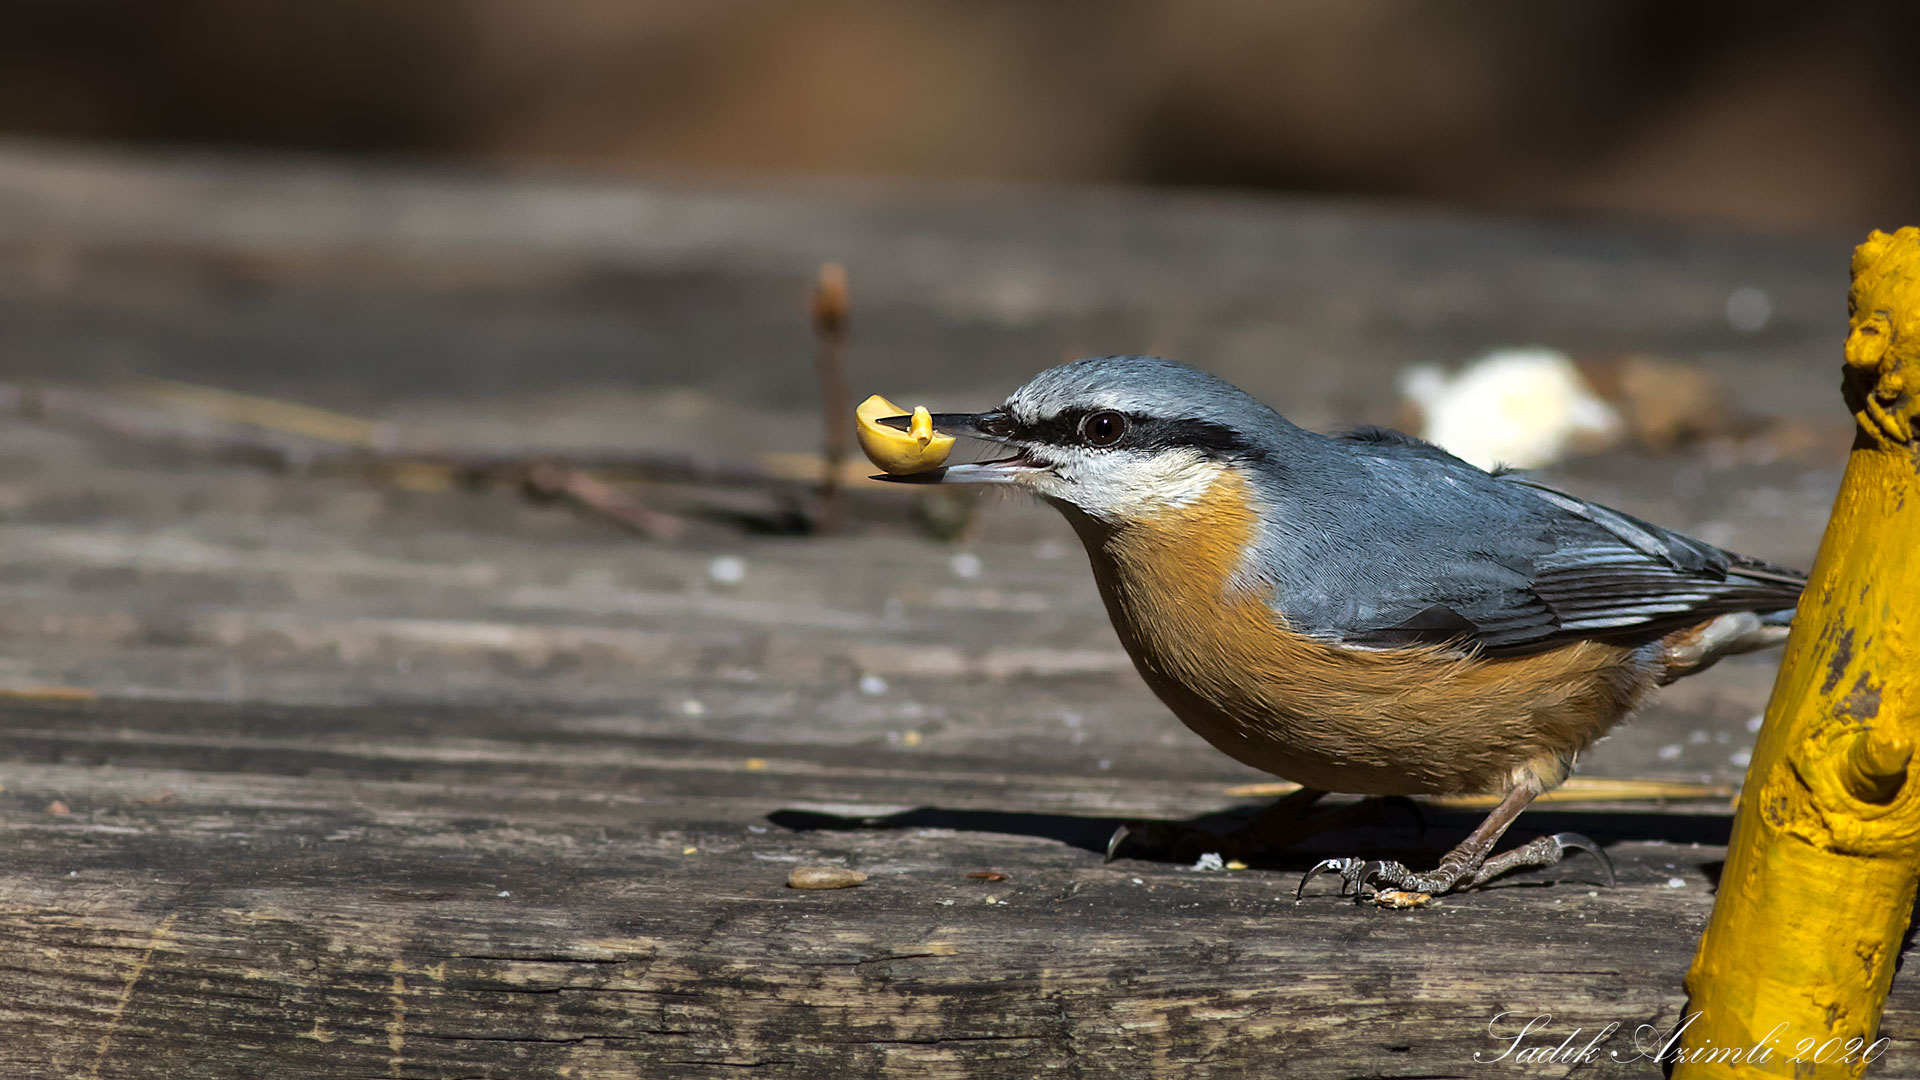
xmin=1064 ymin=468 xmax=1655 ymax=795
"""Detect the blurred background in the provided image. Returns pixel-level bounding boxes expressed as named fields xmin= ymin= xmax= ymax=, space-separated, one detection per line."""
xmin=6 ymin=0 xmax=1920 ymax=232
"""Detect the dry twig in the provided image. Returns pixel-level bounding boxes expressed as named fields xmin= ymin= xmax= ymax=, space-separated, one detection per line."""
xmin=811 ymin=263 xmax=852 ymax=533
xmin=523 ymin=464 xmax=685 ymax=539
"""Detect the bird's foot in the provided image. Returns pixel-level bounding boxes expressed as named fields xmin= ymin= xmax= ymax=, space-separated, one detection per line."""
xmin=1295 ymin=857 xmax=1461 ymax=898
xmin=1472 ymin=832 xmax=1614 ymax=889
xmin=1104 ymin=795 xmax=1422 ymax=865
xmin=1296 ymin=832 xmax=1612 ymax=899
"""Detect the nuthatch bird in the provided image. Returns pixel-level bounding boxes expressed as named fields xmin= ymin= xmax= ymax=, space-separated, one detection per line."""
xmin=878 ymin=356 xmax=1804 ymax=897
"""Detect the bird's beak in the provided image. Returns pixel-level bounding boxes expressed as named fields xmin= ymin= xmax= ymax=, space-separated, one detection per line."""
xmin=876 ymin=411 xmax=1006 ymax=441
xmin=871 ymin=409 xmax=1040 ymax=485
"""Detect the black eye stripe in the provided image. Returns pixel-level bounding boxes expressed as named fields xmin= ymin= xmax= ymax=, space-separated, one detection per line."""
xmin=1007 ymin=410 xmax=1251 ymax=457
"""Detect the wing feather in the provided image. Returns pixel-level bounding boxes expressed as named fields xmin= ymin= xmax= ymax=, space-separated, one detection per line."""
xmin=1351 ymin=475 xmax=1805 ymax=657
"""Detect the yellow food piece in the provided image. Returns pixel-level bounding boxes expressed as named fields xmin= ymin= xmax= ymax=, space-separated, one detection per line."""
xmin=856 ymin=394 xmax=954 ymax=475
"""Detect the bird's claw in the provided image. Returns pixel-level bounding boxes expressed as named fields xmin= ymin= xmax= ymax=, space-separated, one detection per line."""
xmin=1556 ymin=832 xmax=1613 ymax=884
xmin=1296 ymin=857 xmax=1366 ymax=899
xmin=1547 ymin=832 xmax=1615 ymax=887
xmin=1104 ymin=823 xmax=1131 ymax=864
xmin=1300 ymin=855 xmax=1457 ymax=898
xmin=1361 ymin=861 xmax=1392 ymax=892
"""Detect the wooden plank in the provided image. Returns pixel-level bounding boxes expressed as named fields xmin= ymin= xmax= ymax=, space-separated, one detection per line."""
xmin=0 ymin=700 xmax=1868 ymax=1080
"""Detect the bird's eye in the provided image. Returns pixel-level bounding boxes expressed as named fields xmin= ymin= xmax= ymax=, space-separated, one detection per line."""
xmin=1079 ymin=410 xmax=1127 ymax=447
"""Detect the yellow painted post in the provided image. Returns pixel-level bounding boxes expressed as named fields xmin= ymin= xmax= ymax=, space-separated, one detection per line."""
xmin=1678 ymin=228 xmax=1920 ymax=1077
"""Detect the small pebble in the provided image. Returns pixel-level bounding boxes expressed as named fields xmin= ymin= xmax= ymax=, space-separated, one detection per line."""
xmin=1191 ymin=852 xmax=1226 ymax=872
xmin=1657 ymin=744 xmax=1683 ymax=761
xmin=497 ymin=890 xmax=511 ymax=898
xmin=681 ymin=699 xmax=706 ymax=717
xmin=949 ymin=552 xmax=983 ymax=580
xmin=789 ymin=866 xmax=868 ymax=890
xmin=708 ymin=556 xmax=747 ymax=585
xmin=1667 ymin=877 xmax=1686 ymax=888
xmin=1130 ymin=877 xmax=1145 ymax=885
xmin=1730 ymin=749 xmax=1753 ymax=767
xmin=747 ymin=825 xmax=768 ymax=834
xmin=859 ymin=674 xmax=889 ymax=696
xmin=1745 ymin=715 xmax=1765 ymax=733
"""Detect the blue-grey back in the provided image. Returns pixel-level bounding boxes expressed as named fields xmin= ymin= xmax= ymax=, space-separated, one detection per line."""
xmin=1238 ymin=429 xmax=1802 ymax=653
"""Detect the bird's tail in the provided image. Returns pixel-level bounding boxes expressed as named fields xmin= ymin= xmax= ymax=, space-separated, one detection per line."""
xmin=1657 ymin=610 xmax=1795 ymax=686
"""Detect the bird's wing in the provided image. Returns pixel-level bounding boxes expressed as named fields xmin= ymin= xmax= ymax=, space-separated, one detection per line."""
xmin=1346 ymin=476 xmax=1806 ymax=657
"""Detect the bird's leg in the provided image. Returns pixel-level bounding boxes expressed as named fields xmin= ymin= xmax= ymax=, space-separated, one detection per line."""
xmin=1106 ymin=787 xmax=1424 ymax=863
xmin=1297 ymin=784 xmax=1611 ymax=898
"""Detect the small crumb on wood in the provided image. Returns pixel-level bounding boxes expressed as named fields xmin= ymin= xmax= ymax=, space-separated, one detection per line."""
xmin=788 ymin=866 xmax=867 ymax=890
xmin=965 ymin=871 xmax=1005 ymax=882
xmin=1371 ymin=889 xmax=1432 ymax=909
xmin=45 ymin=800 xmax=70 ymax=816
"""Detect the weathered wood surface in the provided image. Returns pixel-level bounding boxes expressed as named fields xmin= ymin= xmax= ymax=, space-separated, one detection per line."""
xmin=0 ymin=141 xmax=1905 ymax=1077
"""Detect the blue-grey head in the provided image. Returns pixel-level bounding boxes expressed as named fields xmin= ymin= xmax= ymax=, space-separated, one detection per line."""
xmin=880 ymin=356 xmax=1302 ymax=524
